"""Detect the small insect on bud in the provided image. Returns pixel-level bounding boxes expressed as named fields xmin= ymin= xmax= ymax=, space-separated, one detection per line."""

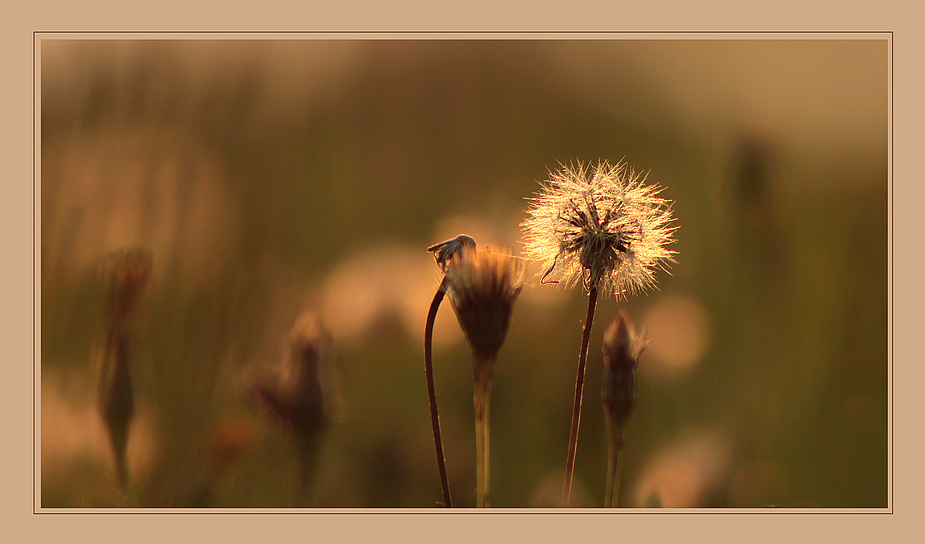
xmin=428 ymin=234 xmax=477 ymax=273
xmin=601 ymin=310 xmax=647 ymax=429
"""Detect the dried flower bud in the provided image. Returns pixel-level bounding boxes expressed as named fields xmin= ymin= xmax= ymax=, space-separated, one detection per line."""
xmin=601 ymin=310 xmax=647 ymax=428
xmin=444 ymin=246 xmax=525 ymax=364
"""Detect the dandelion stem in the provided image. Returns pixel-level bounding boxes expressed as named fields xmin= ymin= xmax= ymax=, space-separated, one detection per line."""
xmin=424 ymin=278 xmax=453 ymax=508
xmin=474 ymin=357 xmax=494 ymax=508
xmin=562 ymin=285 xmax=598 ymax=507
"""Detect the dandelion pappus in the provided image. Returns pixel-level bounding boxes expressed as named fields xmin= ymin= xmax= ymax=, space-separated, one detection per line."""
xmin=523 ymin=159 xmax=675 ymax=298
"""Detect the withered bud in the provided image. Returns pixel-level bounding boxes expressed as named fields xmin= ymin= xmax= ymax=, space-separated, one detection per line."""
xmin=287 ymin=313 xmax=333 ymax=433
xmin=445 ymin=246 xmax=525 ymax=363
xmin=601 ymin=310 xmax=647 ymax=428
xmin=96 ymin=247 xmax=152 ymax=490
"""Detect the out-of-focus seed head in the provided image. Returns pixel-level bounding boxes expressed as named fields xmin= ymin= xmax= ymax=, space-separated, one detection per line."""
xmin=521 ymin=160 xmax=677 ymax=299
xmin=445 ymin=245 xmax=525 ymax=363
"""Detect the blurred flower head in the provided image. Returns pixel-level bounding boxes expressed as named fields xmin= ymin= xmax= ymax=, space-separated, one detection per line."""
xmin=445 ymin=245 xmax=525 ymax=363
xmin=601 ymin=310 xmax=648 ymax=426
xmin=521 ymin=160 xmax=677 ymax=298
xmin=603 ymin=309 xmax=648 ymax=372
xmin=252 ymin=313 xmax=333 ymax=435
xmin=250 ymin=312 xmax=334 ymax=500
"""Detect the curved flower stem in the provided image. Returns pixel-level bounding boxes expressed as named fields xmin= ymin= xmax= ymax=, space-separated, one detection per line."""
xmin=424 ymin=278 xmax=453 ymax=507
xmin=474 ymin=357 xmax=495 ymax=508
xmin=562 ymin=285 xmax=599 ymax=507
xmin=603 ymin=410 xmax=629 ymax=508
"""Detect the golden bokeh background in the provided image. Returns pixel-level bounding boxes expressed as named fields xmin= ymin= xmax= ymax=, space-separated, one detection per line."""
xmin=40 ymin=39 xmax=887 ymax=508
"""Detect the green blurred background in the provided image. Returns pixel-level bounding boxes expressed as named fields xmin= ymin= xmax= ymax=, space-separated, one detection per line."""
xmin=40 ymin=39 xmax=888 ymax=508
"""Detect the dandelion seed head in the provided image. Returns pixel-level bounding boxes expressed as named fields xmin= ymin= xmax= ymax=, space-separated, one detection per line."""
xmin=521 ymin=160 xmax=677 ymax=298
xmin=251 ymin=313 xmax=333 ymax=442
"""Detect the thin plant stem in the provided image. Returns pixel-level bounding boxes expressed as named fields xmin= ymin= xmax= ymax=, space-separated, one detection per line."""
xmin=473 ymin=357 xmax=494 ymax=508
xmin=424 ymin=278 xmax=453 ymax=507
xmin=562 ymin=285 xmax=599 ymax=507
xmin=603 ymin=410 xmax=629 ymax=508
